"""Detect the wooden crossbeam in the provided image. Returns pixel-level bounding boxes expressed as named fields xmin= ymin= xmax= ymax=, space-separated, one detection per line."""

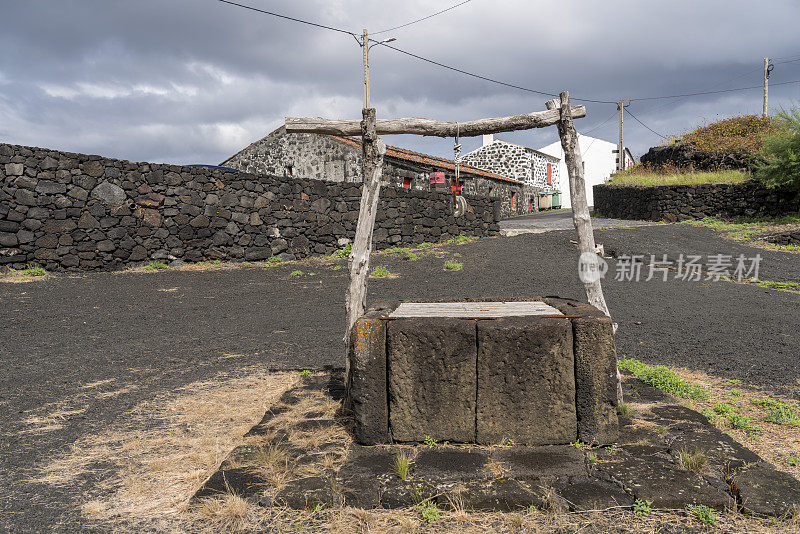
xmin=286 ymin=106 xmax=585 ymax=137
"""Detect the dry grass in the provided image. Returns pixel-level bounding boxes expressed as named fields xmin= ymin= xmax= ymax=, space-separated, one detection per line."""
xmin=655 ymin=367 xmax=800 ymax=480
xmin=31 ymin=368 xmax=298 ymax=528
xmin=668 ymin=114 xmax=776 ymax=155
xmin=21 ymin=405 xmax=88 ymax=433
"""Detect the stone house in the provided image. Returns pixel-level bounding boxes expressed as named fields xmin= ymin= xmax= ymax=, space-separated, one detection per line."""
xmin=538 ymin=135 xmax=635 ymax=208
xmin=221 ymin=127 xmax=539 ymax=217
xmin=460 ymin=135 xmax=561 ymax=207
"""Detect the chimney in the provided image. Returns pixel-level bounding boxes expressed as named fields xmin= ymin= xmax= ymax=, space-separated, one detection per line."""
xmin=482 ymin=134 xmax=494 ymax=147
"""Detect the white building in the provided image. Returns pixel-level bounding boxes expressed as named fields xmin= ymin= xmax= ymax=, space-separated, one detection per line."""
xmin=537 ymin=135 xmax=634 ymax=208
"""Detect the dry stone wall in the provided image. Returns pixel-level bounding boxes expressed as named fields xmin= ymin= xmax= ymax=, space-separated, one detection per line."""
xmin=0 ymin=143 xmax=501 ymax=272
xmin=593 ymin=180 xmax=800 ymax=222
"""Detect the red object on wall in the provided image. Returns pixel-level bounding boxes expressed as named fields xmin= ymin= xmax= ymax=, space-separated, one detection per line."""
xmin=510 ymin=191 xmax=516 ymax=207
xmin=429 ymin=171 xmax=445 ymax=184
xmin=530 ymin=199 xmax=534 ymax=210
xmin=403 ymin=177 xmax=411 ymax=189
xmin=451 ymin=180 xmax=462 ymax=194
xmin=546 ymin=164 xmax=552 ymax=185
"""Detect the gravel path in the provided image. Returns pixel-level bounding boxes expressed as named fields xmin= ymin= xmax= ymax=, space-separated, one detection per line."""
xmin=1 ymin=223 xmax=798 ymax=531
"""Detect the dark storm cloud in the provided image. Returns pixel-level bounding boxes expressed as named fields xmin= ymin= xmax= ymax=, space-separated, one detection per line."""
xmin=1 ymin=0 xmax=799 ymax=164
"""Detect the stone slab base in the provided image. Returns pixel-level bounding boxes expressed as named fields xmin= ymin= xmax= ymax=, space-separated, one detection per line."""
xmin=193 ymin=371 xmax=800 ymax=517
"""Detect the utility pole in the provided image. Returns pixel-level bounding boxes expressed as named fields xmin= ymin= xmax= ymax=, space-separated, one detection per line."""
xmin=763 ymin=57 xmax=774 ymax=118
xmin=763 ymin=57 xmax=769 ymax=117
xmin=362 ymin=28 xmax=370 ymax=108
xmin=617 ymin=100 xmax=624 ymax=171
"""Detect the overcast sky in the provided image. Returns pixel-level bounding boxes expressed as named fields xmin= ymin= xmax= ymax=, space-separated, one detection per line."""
xmin=1 ymin=0 xmax=799 ymax=166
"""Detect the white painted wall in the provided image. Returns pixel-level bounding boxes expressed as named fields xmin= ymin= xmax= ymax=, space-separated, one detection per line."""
xmin=537 ymin=135 xmax=620 ymax=208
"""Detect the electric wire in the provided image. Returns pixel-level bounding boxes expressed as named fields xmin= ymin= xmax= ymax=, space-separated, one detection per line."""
xmin=372 ymin=0 xmax=474 ymax=34
xmin=212 ymin=0 xmax=800 ymax=108
xmin=626 ymin=109 xmax=666 ymax=139
xmin=372 ymin=41 xmax=618 ymax=104
xmin=213 ymin=0 xmax=355 ymax=36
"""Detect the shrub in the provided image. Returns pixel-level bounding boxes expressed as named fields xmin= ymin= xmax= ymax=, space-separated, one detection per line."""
xmin=290 ymin=270 xmax=303 ymax=278
xmin=335 ymin=243 xmax=352 ymax=259
xmin=418 ymin=502 xmax=440 ymax=524
xmin=266 ymin=256 xmax=282 ymax=265
xmin=633 ymin=499 xmax=652 ymax=516
xmin=687 ymin=504 xmax=717 ymax=526
xmin=757 ymin=105 xmax=800 ymax=190
xmin=405 ymin=251 xmax=419 ymax=261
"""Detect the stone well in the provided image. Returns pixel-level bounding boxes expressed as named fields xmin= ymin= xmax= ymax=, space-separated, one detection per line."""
xmin=346 ymin=297 xmax=619 ymax=446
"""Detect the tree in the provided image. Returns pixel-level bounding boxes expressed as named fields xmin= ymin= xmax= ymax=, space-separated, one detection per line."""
xmin=757 ymin=105 xmax=800 ymax=191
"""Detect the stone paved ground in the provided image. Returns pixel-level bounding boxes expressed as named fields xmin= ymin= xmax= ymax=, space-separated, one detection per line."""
xmin=1 ymin=223 xmax=799 ymax=531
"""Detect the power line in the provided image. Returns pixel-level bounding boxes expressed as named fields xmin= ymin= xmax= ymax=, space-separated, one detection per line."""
xmin=212 ymin=0 xmax=800 ymax=108
xmin=213 ymin=0 xmax=355 ymax=36
xmin=372 ymin=0 xmax=474 ymax=35
xmin=372 ymin=41 xmax=618 ymax=104
xmin=582 ymin=111 xmax=619 ymax=136
xmin=626 ymin=109 xmax=666 ymax=139
xmin=627 ymin=79 xmax=800 ymax=102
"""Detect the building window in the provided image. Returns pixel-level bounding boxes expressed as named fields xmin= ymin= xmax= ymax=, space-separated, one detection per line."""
xmin=488 ymin=187 xmax=492 ymax=197
xmin=403 ymin=177 xmax=411 ymax=189
xmin=429 ymin=171 xmax=445 ymax=184
xmin=530 ymin=199 xmax=534 ymax=210
xmin=451 ymin=180 xmax=462 ymax=194
xmin=546 ymin=163 xmax=552 ymax=185
xmin=286 ymin=165 xmax=294 ymax=177
xmin=510 ymin=191 xmax=516 ymax=207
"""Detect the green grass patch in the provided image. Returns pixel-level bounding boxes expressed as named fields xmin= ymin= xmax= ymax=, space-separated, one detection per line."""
xmin=418 ymin=242 xmax=435 ymax=249
xmin=445 ymin=235 xmax=473 ymax=245
xmin=753 ymin=398 xmax=800 ymax=426
xmin=142 ymin=261 xmax=169 ymax=271
xmin=370 ymin=266 xmax=391 ymax=278
xmin=381 ymin=246 xmax=410 ymax=254
xmin=787 ymin=455 xmax=800 ymax=466
xmin=334 ymin=243 xmax=352 ymax=259
xmin=728 ymin=413 xmax=755 ymax=431
xmin=443 ymin=260 xmax=463 ymax=271
xmin=750 ymin=280 xmax=800 ymax=293
xmin=392 ymin=451 xmax=413 ymax=480
xmin=618 ymin=358 xmax=709 ymax=400
xmin=265 ymin=256 xmax=282 ymax=265
xmin=609 ymin=168 xmax=749 ymax=187
xmin=713 ymin=403 xmax=734 ymax=415
xmin=405 ymin=251 xmax=420 ymax=261
xmin=19 ymin=266 xmax=46 ymax=277
xmin=290 ymin=270 xmax=303 ymax=278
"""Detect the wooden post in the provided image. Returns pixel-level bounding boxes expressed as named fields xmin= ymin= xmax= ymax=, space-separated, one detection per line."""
xmin=547 ymin=92 xmax=622 ymax=401
xmin=345 ymin=108 xmax=386 ymax=347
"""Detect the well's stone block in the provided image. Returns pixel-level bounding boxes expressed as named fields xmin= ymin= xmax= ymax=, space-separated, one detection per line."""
xmin=545 ymin=297 xmax=619 ymax=443
xmin=346 ymin=313 xmax=389 ymax=445
xmin=476 ymin=317 xmax=576 ymax=445
xmin=388 ymin=317 xmax=477 ymax=442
